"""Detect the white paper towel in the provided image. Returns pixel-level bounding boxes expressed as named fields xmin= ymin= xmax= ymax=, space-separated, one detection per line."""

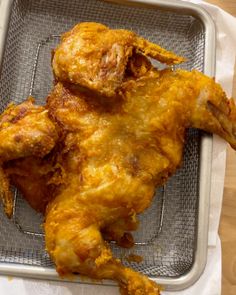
xmin=1 ymin=1 xmax=236 ymax=294
xmin=184 ymin=0 xmax=236 ymax=247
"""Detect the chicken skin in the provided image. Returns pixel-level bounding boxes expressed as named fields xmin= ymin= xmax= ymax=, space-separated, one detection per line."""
xmin=0 ymin=98 xmax=58 ymax=216
xmin=52 ymin=22 xmax=184 ymax=98
xmin=0 ymin=23 xmax=236 ymax=295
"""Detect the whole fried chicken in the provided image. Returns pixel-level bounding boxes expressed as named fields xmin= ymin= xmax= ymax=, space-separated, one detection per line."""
xmin=0 ymin=23 xmax=236 ymax=295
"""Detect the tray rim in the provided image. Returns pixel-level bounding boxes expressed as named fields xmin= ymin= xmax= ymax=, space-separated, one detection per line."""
xmin=0 ymin=0 xmax=13 ymax=72
xmin=0 ymin=0 xmax=215 ymax=291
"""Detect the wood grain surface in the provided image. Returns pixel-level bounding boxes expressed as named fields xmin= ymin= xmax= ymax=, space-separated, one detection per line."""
xmin=206 ymin=1 xmax=236 ymax=295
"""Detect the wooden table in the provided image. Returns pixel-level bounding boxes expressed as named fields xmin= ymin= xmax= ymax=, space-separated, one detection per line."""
xmin=207 ymin=1 xmax=236 ymax=294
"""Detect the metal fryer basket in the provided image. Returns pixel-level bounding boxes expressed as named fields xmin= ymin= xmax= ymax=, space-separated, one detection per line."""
xmin=0 ymin=0 xmax=214 ymax=290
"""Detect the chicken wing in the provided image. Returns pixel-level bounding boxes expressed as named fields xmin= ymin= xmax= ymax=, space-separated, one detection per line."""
xmin=0 ymin=98 xmax=58 ymax=216
xmin=52 ymin=22 xmax=184 ymax=98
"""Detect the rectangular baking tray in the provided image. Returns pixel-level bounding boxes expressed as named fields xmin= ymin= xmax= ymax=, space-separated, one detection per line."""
xmin=0 ymin=0 xmax=215 ymax=291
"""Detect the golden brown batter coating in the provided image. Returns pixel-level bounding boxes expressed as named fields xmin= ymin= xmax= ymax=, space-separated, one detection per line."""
xmin=0 ymin=23 xmax=235 ymax=294
xmin=52 ymin=22 xmax=184 ymax=98
xmin=45 ymin=67 xmax=236 ymax=294
xmin=0 ymin=98 xmax=58 ymax=217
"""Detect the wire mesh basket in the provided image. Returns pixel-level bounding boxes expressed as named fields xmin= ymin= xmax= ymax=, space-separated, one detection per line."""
xmin=0 ymin=0 xmax=214 ymax=290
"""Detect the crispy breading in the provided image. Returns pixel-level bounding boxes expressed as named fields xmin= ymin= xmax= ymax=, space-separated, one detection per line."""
xmin=0 ymin=23 xmax=235 ymax=295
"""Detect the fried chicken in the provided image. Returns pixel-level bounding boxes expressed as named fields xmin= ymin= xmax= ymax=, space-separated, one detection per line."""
xmin=0 ymin=98 xmax=58 ymax=216
xmin=5 ymin=156 xmax=56 ymax=212
xmin=44 ymin=68 xmax=236 ymax=294
xmin=52 ymin=22 xmax=184 ymax=98
xmin=0 ymin=23 xmax=236 ymax=295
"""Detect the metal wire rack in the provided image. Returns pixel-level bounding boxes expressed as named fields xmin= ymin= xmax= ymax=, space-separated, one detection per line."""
xmin=0 ymin=0 xmax=204 ymax=278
